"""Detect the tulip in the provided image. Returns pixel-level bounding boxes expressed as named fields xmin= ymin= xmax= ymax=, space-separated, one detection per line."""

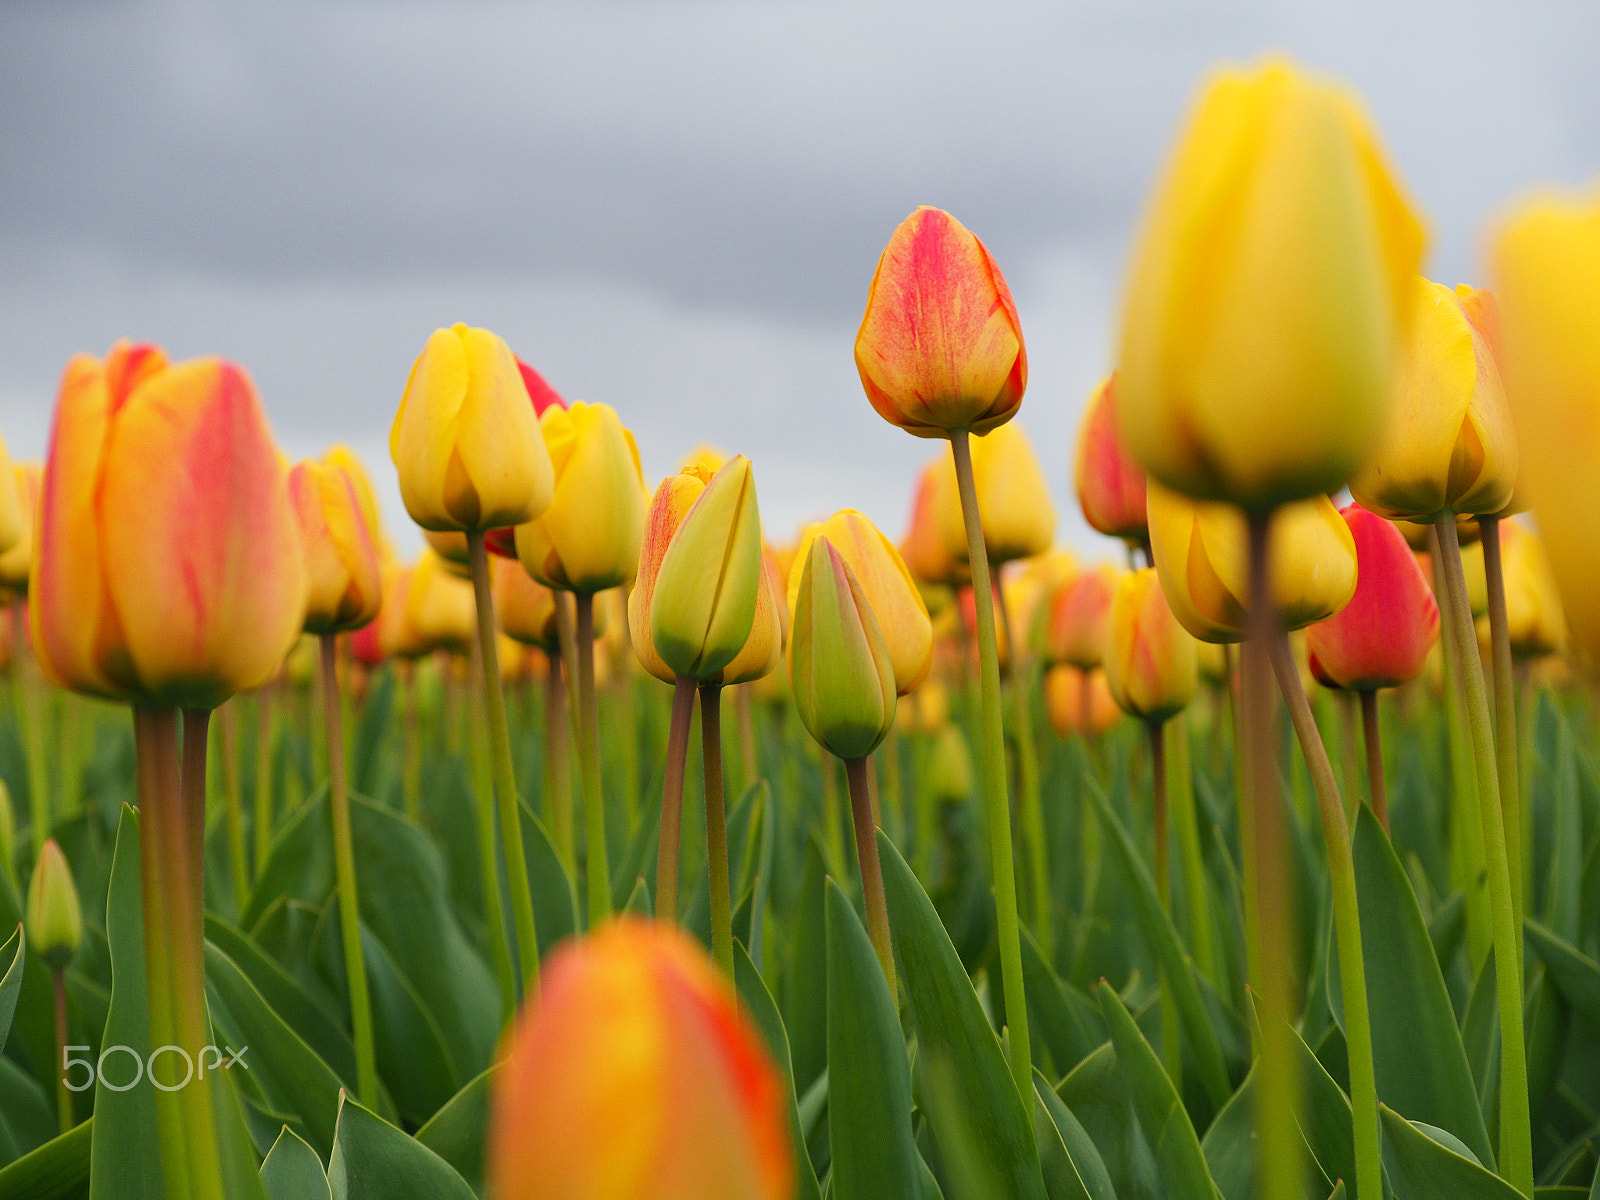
xmin=496 ymin=556 xmax=567 ymax=651
xmin=288 ymin=456 xmax=383 ymax=635
xmin=1041 ymin=564 xmax=1121 ymax=669
xmin=32 ymin=342 xmax=306 ymax=709
xmin=630 ymin=465 xmax=716 ymax=685
xmin=680 ymin=443 xmax=729 ymax=475
xmin=1117 ymin=56 xmax=1427 ymax=511
xmin=856 ymin=206 xmax=1026 ymax=438
xmin=1043 ymin=665 xmax=1122 ymax=738
xmin=787 ymin=510 xmax=932 ymax=696
xmin=322 ymin=444 xmax=388 ymax=559
xmin=516 ymin=356 xmax=567 ymax=416
xmin=0 ymin=463 xmax=40 ymax=594
xmin=1349 ymin=278 xmax=1517 ymax=521
xmin=0 ymin=435 xmax=24 ymax=563
xmin=1495 ymin=522 xmax=1565 ymax=659
xmin=391 ymin=324 xmax=554 ymax=532
xmin=720 ymin=552 xmax=784 ymax=688
xmin=935 ymin=421 xmax=1056 ymax=565
xmin=515 ymin=401 xmax=647 ymax=594
xmin=900 ymin=458 xmax=967 ymax=585
xmin=27 ymin=839 xmax=81 ymax=972
xmin=1103 ymin=569 xmax=1197 ymax=725
xmin=1006 ymin=550 xmax=1078 ymax=651
xmin=406 ymin=548 xmax=476 ymax=654
xmin=488 ymin=918 xmax=792 ymax=1200
xmin=924 ymin=723 xmax=974 ymax=804
xmin=1075 ymin=373 xmax=1148 ymax=546
xmin=1146 ymin=480 xmax=1357 ymax=642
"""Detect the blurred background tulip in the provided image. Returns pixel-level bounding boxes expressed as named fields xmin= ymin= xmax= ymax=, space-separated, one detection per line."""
xmin=0 ymin=463 xmax=40 ymax=595
xmin=1041 ymin=563 xmax=1121 ymax=670
xmin=900 ymin=458 xmax=968 ymax=586
xmin=1103 ymin=568 xmax=1197 ymax=724
xmin=406 ymin=547 xmax=476 ymax=654
xmin=1043 ymin=664 xmax=1122 ymax=738
xmin=934 ymin=421 xmax=1055 ymax=565
xmin=289 ymin=455 xmax=384 ymax=635
xmin=1074 ymin=373 xmax=1148 ymax=548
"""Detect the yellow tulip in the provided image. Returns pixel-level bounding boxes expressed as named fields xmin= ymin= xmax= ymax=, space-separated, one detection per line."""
xmin=288 ymin=455 xmax=383 ymax=635
xmin=405 ymin=548 xmax=476 ymax=654
xmin=390 ymin=324 xmax=554 ymax=532
xmin=720 ymin=552 xmax=784 ymax=687
xmin=1146 ymin=479 xmax=1357 ymax=642
xmin=787 ymin=510 xmax=932 ymax=696
xmin=0 ymin=434 xmax=22 ymax=564
xmin=0 ymin=463 xmax=41 ymax=593
xmin=1117 ymin=57 xmax=1426 ymax=509
xmin=1499 ymin=523 xmax=1565 ymax=658
xmin=1103 ymin=568 xmax=1197 ymax=723
xmin=515 ymin=402 xmax=647 ymax=593
xmin=934 ymin=421 xmax=1055 ymax=565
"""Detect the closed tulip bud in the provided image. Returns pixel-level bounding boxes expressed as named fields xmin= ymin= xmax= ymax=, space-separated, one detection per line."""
xmin=289 ymin=456 xmax=383 ymax=635
xmin=494 ymin=557 xmax=564 ymax=651
xmin=719 ymin=553 xmax=784 ymax=687
xmin=1042 ymin=564 xmax=1121 ymax=669
xmin=856 ymin=206 xmax=1027 ymax=438
xmin=1044 ymin=664 xmax=1123 ymax=738
xmin=0 ymin=464 xmax=40 ymax=593
xmin=321 ymin=444 xmax=388 ymax=560
xmin=515 ymin=402 xmax=647 ymax=593
xmin=1117 ymin=57 xmax=1427 ymax=509
xmin=406 ymin=549 xmax=476 ymax=654
xmin=1498 ymin=523 xmax=1565 ymax=659
xmin=900 ymin=459 xmax=967 ymax=586
xmin=650 ymin=456 xmax=763 ymax=683
xmin=489 ymin=918 xmax=792 ymax=1200
xmin=1349 ymin=278 xmax=1517 ymax=520
xmin=391 ymin=324 xmax=554 ymax=533
xmin=790 ymin=537 xmax=897 ymax=760
xmin=925 ymin=723 xmax=974 ymax=804
xmin=1491 ymin=187 xmax=1600 ymax=659
xmin=1075 ymin=374 xmax=1148 ymax=545
xmin=1103 ymin=569 xmax=1197 ymax=723
xmin=32 ymin=342 xmax=306 ymax=708
xmin=26 ymin=840 xmax=81 ymax=971
xmin=1305 ymin=504 xmax=1437 ymax=690
xmin=788 ymin=510 xmax=932 ymax=696
xmin=1147 ymin=480 xmax=1357 ymax=642
xmin=935 ymin=422 xmax=1055 ymax=565
xmin=629 ymin=465 xmax=716 ymax=685
xmin=680 ymin=443 xmax=729 ymax=476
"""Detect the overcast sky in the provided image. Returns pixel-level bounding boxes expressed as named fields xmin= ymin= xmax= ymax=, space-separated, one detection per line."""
xmin=2 ymin=0 xmax=1596 ymax=560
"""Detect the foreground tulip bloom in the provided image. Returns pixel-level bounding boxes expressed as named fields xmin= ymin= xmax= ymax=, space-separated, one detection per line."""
xmin=1146 ymin=481 xmax=1357 ymax=642
xmin=856 ymin=206 xmax=1026 ymax=439
xmin=0 ymin=463 xmax=40 ymax=593
xmin=33 ymin=343 xmax=306 ymax=709
xmin=1349 ymin=279 xmax=1518 ymax=521
xmin=788 ymin=510 xmax=932 ymax=696
xmin=1075 ymin=374 xmax=1148 ymax=546
xmin=1104 ymin=569 xmax=1197 ymax=725
xmin=899 ymin=458 xmax=967 ymax=585
xmin=1042 ymin=564 xmax=1121 ymax=669
xmin=934 ymin=421 xmax=1056 ymax=565
xmin=489 ymin=919 xmax=792 ymax=1200
xmin=289 ymin=456 xmax=383 ymax=635
xmin=1117 ymin=57 xmax=1427 ymax=510
xmin=391 ymin=324 xmax=554 ymax=532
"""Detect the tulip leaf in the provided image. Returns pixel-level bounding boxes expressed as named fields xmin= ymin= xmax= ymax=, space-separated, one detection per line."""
xmin=1244 ymin=991 xmax=1355 ymax=1197
xmin=0 ymin=1055 xmax=53 ymax=1167
xmin=327 ymin=1094 xmax=473 ymax=1200
xmin=782 ymin=840 xmax=830 ymax=1095
xmin=825 ymin=878 xmax=920 ymax=1200
xmin=607 ymin=783 xmax=660 ymax=914
xmin=1057 ymin=1039 xmax=1159 ymax=1199
xmin=1033 ymin=1068 xmax=1116 ymax=1200
xmin=876 ymin=832 xmax=1047 ymax=1198
xmin=1199 ymin=1063 xmax=1255 ymax=1200
xmin=0 ymin=1119 xmax=92 ymax=1200
xmin=261 ymin=1126 xmax=330 ymax=1200
xmin=1525 ymin=919 xmax=1600 ymax=1032
xmin=1378 ymin=1104 xmax=1522 ymax=1200
xmin=517 ymin=801 xmax=576 ymax=961
xmin=1022 ymin=927 xmax=1106 ymax=1079
xmin=0 ymin=853 xmax=64 ymax=1104
xmin=1097 ymin=980 xmax=1222 ymax=1200
xmin=1336 ymin=804 xmax=1494 ymax=1167
xmin=415 ymin=1067 xmax=496 ymax=1197
xmin=1084 ymin=778 xmax=1233 ymax=1115
xmin=734 ymin=940 xmax=823 ymax=1200
xmin=0 ymin=925 xmax=22 ymax=1054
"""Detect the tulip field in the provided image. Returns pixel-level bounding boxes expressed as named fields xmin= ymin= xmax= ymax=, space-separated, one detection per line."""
xmin=5 ymin=53 xmax=1600 ymax=1200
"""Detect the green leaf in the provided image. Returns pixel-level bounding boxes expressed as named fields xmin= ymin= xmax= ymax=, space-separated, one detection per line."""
xmin=1057 ymin=1041 xmax=1159 ymax=1199
xmin=415 ymin=1068 xmax=496 ymax=1199
xmin=327 ymin=1095 xmax=475 ymax=1200
xmin=734 ymin=941 xmax=822 ymax=1200
xmin=261 ymin=1126 xmax=330 ymax=1200
xmin=782 ymin=840 xmax=829 ymax=1095
xmin=1022 ymin=927 xmax=1106 ymax=1080
xmin=517 ymin=802 xmax=575 ymax=961
xmin=0 ymin=925 xmax=22 ymax=1053
xmin=1085 ymin=780 xmax=1232 ymax=1115
xmin=1246 ymin=990 xmax=1356 ymax=1196
xmin=875 ymin=831 xmax=1046 ymax=1200
xmin=1097 ymin=980 xmax=1221 ymax=1200
xmin=1033 ymin=1069 xmax=1116 ymax=1200
xmin=1525 ymin=920 xmax=1600 ymax=1031
xmin=1379 ymin=1104 xmax=1522 ymax=1199
xmin=0 ymin=1055 xmax=54 ymax=1166
xmin=1341 ymin=805 xmax=1495 ymax=1167
xmin=1200 ymin=1062 xmax=1255 ymax=1200
xmin=608 ymin=786 xmax=660 ymax=914
xmin=0 ymin=1119 xmax=92 ymax=1200
xmin=825 ymin=878 xmax=920 ymax=1200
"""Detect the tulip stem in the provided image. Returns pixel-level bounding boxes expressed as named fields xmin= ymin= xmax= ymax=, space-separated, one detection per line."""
xmin=845 ymin=755 xmax=897 ymax=1001
xmin=700 ymin=684 xmax=733 ymax=976
xmin=1479 ymin=516 xmax=1524 ymax=939
xmin=999 ymin=581 xmax=1053 ymax=962
xmin=1168 ymin=713 xmax=1216 ymax=984
xmin=319 ymin=634 xmax=379 ymax=1109
xmin=574 ymin=592 xmax=612 ymax=926
xmin=949 ymin=427 xmax=1031 ymax=1103
xmin=254 ymin=684 xmax=276 ymax=876
xmin=401 ymin=663 xmax=422 ymax=825
xmin=50 ymin=966 xmax=71 ymax=1133
xmin=1265 ymin=631 xmax=1382 ymax=1200
xmin=1242 ymin=514 xmax=1304 ymax=1200
xmin=1147 ymin=719 xmax=1180 ymax=1086
xmin=542 ymin=647 xmax=573 ymax=870
xmin=468 ymin=637 xmax=516 ymax=1019
xmin=1434 ymin=512 xmax=1534 ymax=1197
xmin=218 ymin=701 xmax=250 ymax=916
xmin=656 ymin=678 xmax=696 ymax=921
xmin=1358 ymin=690 xmax=1388 ymax=832
xmin=15 ymin=603 xmax=50 ymax=857
xmin=553 ymin=593 xmax=582 ymax=869
xmin=467 ymin=531 xmax=540 ymax=996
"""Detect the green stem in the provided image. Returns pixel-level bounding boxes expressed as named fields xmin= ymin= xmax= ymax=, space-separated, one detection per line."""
xmin=1359 ymin=690 xmax=1388 ymax=832
xmin=700 ymin=684 xmax=733 ymax=976
xmin=1479 ymin=517 xmax=1525 ymax=951
xmin=655 ymin=678 xmax=696 ymax=921
xmin=1242 ymin=515 xmax=1303 ymax=1200
xmin=1266 ymin=634 xmax=1382 ymax=1200
xmin=554 ymin=592 xmax=583 ymax=869
xmin=1434 ymin=513 xmax=1533 ymax=1197
xmin=541 ymin=647 xmax=573 ymax=871
xmin=401 ymin=664 xmax=422 ymax=824
xmin=574 ymin=592 xmax=612 ymax=925
xmin=845 ymin=755 xmax=896 ymax=1000
xmin=15 ymin=604 xmax=49 ymax=856
xmin=1168 ymin=713 xmax=1216 ymax=984
xmin=51 ymin=968 xmax=72 ymax=1133
xmin=218 ymin=701 xmax=250 ymax=916
xmin=949 ymin=427 xmax=1031 ymax=1102
xmin=467 ymin=531 xmax=540 ymax=995
xmin=1000 ymin=582 xmax=1052 ymax=962
xmin=253 ymin=684 xmax=276 ymax=877
xmin=468 ymin=637 xmax=516 ymax=1018
xmin=1149 ymin=719 xmax=1180 ymax=1087
xmin=319 ymin=635 xmax=379 ymax=1108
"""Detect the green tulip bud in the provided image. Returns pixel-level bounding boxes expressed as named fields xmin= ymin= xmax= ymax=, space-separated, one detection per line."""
xmin=26 ymin=840 xmax=82 ymax=972
xmin=925 ymin=724 xmax=974 ymax=804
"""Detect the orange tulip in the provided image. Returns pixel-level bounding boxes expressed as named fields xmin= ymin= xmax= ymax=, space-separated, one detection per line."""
xmin=856 ymin=206 xmax=1026 ymax=438
xmin=288 ymin=455 xmax=383 ymax=635
xmin=494 ymin=557 xmax=565 ymax=652
xmin=1074 ymin=374 xmax=1148 ymax=546
xmin=488 ymin=918 xmax=792 ymax=1200
xmin=33 ymin=341 xmax=306 ymax=708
